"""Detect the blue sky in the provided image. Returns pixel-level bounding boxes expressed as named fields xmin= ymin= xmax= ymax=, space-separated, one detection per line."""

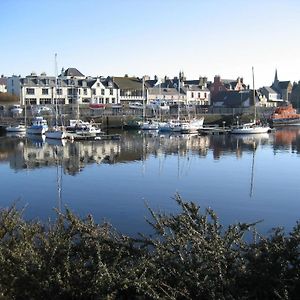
xmin=1 ymin=0 xmax=300 ymax=87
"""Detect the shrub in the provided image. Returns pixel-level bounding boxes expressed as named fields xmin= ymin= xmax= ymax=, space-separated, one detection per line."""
xmin=0 ymin=195 xmax=299 ymax=299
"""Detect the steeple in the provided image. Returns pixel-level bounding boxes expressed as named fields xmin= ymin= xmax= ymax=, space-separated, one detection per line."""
xmin=274 ymin=68 xmax=279 ymax=84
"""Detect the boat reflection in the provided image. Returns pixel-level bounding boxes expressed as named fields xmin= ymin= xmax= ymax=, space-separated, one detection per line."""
xmin=1 ymin=127 xmax=300 ymax=174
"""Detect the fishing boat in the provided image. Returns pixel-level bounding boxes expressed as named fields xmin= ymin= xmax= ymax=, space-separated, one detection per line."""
xmin=27 ymin=116 xmax=48 ymax=135
xmin=231 ymin=67 xmax=271 ymax=134
xmin=269 ymin=104 xmax=300 ymax=126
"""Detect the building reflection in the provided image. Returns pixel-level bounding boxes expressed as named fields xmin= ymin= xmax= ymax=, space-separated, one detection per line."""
xmin=1 ymin=127 xmax=300 ymax=174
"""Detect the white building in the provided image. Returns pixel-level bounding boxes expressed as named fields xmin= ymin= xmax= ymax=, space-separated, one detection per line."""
xmin=0 ymin=75 xmax=7 ymax=93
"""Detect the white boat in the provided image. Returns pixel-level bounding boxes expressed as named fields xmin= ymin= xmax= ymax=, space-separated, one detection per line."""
xmin=10 ymin=104 xmax=23 ymax=115
xmin=27 ymin=116 xmax=48 ymax=135
xmin=231 ymin=67 xmax=271 ymax=135
xmin=45 ymin=126 xmax=68 ymax=139
xmin=159 ymin=119 xmax=181 ymax=132
xmin=140 ymin=120 xmax=160 ymax=130
xmin=66 ymin=119 xmax=101 ymax=139
xmin=180 ymin=117 xmax=204 ymax=133
xmin=231 ymin=122 xmax=270 ymax=134
xmin=6 ymin=124 xmax=26 ymax=132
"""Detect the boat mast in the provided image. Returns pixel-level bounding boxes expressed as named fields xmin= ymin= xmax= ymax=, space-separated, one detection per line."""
xmin=142 ymin=76 xmax=145 ymax=121
xmin=54 ymin=53 xmax=58 ymax=127
xmin=178 ymin=77 xmax=180 ymax=120
xmin=252 ymin=66 xmax=256 ymax=122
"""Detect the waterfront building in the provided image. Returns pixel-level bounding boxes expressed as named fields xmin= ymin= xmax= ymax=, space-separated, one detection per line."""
xmin=181 ymin=76 xmax=211 ymax=106
xmin=258 ymin=70 xmax=292 ymax=107
xmin=209 ymin=75 xmax=246 ymax=101
xmin=112 ymin=76 xmax=145 ymax=106
xmin=271 ymin=69 xmax=292 ymax=101
xmin=0 ymin=75 xmax=7 ymax=93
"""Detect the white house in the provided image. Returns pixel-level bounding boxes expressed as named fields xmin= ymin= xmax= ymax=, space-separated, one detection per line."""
xmin=0 ymin=75 xmax=7 ymax=93
xmin=259 ymin=86 xmax=283 ymax=107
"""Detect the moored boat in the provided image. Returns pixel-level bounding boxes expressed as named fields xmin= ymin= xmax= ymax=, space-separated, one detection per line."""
xmin=231 ymin=121 xmax=271 ymax=134
xmin=6 ymin=124 xmax=26 ymax=133
xmin=269 ymin=104 xmax=300 ymax=126
xmin=27 ymin=116 xmax=48 ymax=135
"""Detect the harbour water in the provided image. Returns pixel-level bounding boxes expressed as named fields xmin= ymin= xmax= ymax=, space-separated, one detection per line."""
xmin=1 ymin=127 xmax=300 ymax=236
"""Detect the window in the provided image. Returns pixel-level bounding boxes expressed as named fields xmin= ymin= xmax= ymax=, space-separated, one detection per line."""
xmin=191 ymin=92 xmax=194 ymax=98
xmin=112 ymin=98 xmax=115 ymax=103
xmin=26 ymin=88 xmax=34 ymax=95
xmin=198 ymin=92 xmax=200 ymax=98
xmin=92 ymin=89 xmax=96 ymax=95
xmin=101 ymin=89 xmax=105 ymax=95
xmin=56 ymin=88 xmax=62 ymax=95
xmin=97 ymin=83 xmax=100 ymax=87
xmin=42 ymin=88 xmax=48 ymax=95
xmin=110 ymin=89 xmax=113 ymax=95
xmin=84 ymin=88 xmax=87 ymax=95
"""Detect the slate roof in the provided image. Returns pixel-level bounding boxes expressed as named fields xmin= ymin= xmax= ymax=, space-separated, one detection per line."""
xmin=145 ymin=79 xmax=158 ymax=88
xmin=101 ymin=78 xmax=118 ymax=89
xmin=213 ymin=90 xmax=250 ymax=107
xmin=183 ymin=80 xmax=200 ymax=86
xmin=21 ymin=76 xmax=56 ymax=86
xmin=278 ymin=81 xmax=291 ymax=89
xmin=148 ymin=87 xmax=179 ymax=96
xmin=63 ymin=68 xmax=85 ymax=77
xmin=113 ymin=77 xmax=143 ymax=90
xmin=261 ymin=86 xmax=278 ymax=94
xmin=181 ymin=86 xmax=209 ymax=92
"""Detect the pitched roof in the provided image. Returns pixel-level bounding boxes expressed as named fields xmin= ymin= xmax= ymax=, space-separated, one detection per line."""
xmin=145 ymin=79 xmax=158 ymax=88
xmin=113 ymin=77 xmax=143 ymax=89
xmin=63 ymin=68 xmax=85 ymax=77
xmin=148 ymin=87 xmax=179 ymax=96
xmin=261 ymin=86 xmax=278 ymax=94
xmin=278 ymin=81 xmax=291 ymax=89
xmin=213 ymin=90 xmax=249 ymax=107
xmin=181 ymin=86 xmax=209 ymax=92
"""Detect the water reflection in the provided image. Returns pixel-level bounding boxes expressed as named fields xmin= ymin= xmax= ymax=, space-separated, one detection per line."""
xmin=1 ymin=128 xmax=300 ymax=175
xmin=1 ymin=128 xmax=300 ymax=236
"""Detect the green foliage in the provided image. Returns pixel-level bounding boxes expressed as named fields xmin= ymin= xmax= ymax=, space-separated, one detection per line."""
xmin=0 ymin=195 xmax=299 ymax=299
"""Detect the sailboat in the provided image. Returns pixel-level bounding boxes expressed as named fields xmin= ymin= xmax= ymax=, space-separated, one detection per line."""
xmin=45 ymin=54 xmax=67 ymax=140
xmin=231 ymin=67 xmax=271 ymax=134
xmin=140 ymin=77 xmax=159 ymax=130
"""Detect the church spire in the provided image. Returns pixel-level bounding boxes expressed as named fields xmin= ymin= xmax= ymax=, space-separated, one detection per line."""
xmin=274 ymin=68 xmax=278 ymax=83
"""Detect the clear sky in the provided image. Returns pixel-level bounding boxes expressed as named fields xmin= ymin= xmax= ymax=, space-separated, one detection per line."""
xmin=1 ymin=0 xmax=300 ymax=87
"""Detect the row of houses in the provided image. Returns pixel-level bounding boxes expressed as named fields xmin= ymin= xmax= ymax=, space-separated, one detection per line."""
xmin=1 ymin=68 xmax=299 ymax=108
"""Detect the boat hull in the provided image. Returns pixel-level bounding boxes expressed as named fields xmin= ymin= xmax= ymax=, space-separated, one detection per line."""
xmin=6 ymin=125 xmax=26 ymax=132
xmin=271 ymin=118 xmax=300 ymax=126
xmin=27 ymin=126 xmax=48 ymax=135
xmin=231 ymin=127 xmax=270 ymax=134
xmin=45 ymin=129 xmax=67 ymax=139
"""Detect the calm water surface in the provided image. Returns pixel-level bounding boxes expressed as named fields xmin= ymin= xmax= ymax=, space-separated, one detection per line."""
xmin=1 ymin=127 xmax=300 ymax=236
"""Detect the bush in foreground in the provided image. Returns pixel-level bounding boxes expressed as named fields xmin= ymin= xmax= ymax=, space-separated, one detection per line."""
xmin=0 ymin=194 xmax=299 ymax=299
